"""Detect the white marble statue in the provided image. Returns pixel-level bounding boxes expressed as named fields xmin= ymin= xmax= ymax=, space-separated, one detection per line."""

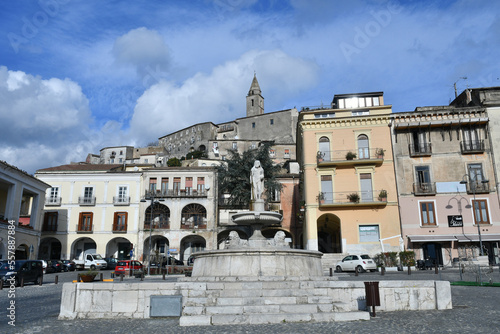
xmin=250 ymin=160 xmax=264 ymax=200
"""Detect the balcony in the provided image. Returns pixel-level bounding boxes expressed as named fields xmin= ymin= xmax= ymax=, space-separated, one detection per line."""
xmin=78 ymin=196 xmax=96 ymax=206
xmin=144 ymin=189 xmax=208 ymax=199
xmin=460 ymin=140 xmax=485 ymax=154
xmin=113 ymin=196 xmax=130 ymax=206
xmin=144 ymin=220 xmax=170 ymax=230
xmin=465 ymin=180 xmax=490 ymax=194
xmin=45 ymin=197 xmax=61 ymax=206
xmin=318 ymin=190 xmax=388 ymax=208
xmin=316 ymin=148 xmax=385 ymax=167
xmin=112 ymin=225 xmax=127 ymax=233
xmin=409 ymin=143 xmax=432 ymax=157
xmin=413 ymin=182 xmax=436 ymax=196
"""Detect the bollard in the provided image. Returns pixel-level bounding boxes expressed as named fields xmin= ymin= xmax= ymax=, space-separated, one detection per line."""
xmin=355 ymin=266 xmax=359 ymax=276
xmin=111 ymin=272 xmax=115 ymax=278
xmin=330 ymin=268 xmax=333 ymax=276
xmin=434 ymin=263 xmax=439 ymax=274
xmin=120 ymin=274 xmax=124 ymax=281
xmin=20 ymin=277 xmax=24 ymax=287
xmin=364 ymin=282 xmax=380 ymax=317
xmin=163 ymin=272 xmax=166 ymax=280
xmin=100 ymin=273 xmax=103 ymax=281
xmin=77 ymin=274 xmax=81 ymax=282
xmin=381 ymin=266 xmax=385 ymax=276
xmin=0 ymin=279 xmax=3 ymax=290
xmin=55 ymin=275 xmax=59 ymax=285
xmin=39 ymin=276 xmax=43 ymax=286
xmin=141 ymin=273 xmax=144 ymax=281
xmin=408 ymin=265 xmax=411 ymax=275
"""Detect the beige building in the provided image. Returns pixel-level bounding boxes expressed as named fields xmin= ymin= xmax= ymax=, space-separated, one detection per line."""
xmin=0 ymin=161 xmax=49 ymax=260
xmin=297 ymin=92 xmax=401 ymax=261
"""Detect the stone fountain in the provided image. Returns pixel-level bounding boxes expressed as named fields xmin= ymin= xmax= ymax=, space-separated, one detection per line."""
xmin=191 ymin=160 xmax=324 ymax=277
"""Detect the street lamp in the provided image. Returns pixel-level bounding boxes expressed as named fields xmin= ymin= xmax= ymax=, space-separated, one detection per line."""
xmin=460 ymin=174 xmax=489 ymax=256
xmin=141 ymin=192 xmax=164 ymax=275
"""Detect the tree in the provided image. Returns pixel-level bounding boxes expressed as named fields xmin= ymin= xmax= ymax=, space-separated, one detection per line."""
xmin=167 ymin=157 xmax=181 ymax=167
xmin=217 ymin=142 xmax=282 ymax=207
xmin=186 ymin=150 xmax=207 ymax=160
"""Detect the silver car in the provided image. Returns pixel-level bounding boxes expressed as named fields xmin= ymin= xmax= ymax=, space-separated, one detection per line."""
xmin=335 ymin=254 xmax=378 ymax=273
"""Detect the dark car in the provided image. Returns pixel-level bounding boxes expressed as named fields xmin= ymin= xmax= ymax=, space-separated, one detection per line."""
xmin=0 ymin=260 xmax=43 ymax=286
xmin=114 ymin=260 xmax=143 ymax=276
xmin=104 ymin=258 xmax=118 ymax=270
xmin=61 ymin=260 xmax=76 ymax=272
xmin=164 ymin=256 xmax=184 ymax=266
xmin=47 ymin=260 xmax=63 ymax=273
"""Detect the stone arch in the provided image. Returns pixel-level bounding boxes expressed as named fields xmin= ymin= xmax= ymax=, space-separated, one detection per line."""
xmin=180 ymin=235 xmax=206 ymax=261
xmin=143 ymin=235 xmax=169 ymax=264
xmin=317 ymin=213 xmax=342 ymax=253
xmin=106 ymin=237 xmax=132 ymax=260
xmin=144 ymin=203 xmax=170 ymax=229
xmin=70 ymin=237 xmax=97 ymax=260
xmin=181 ymin=203 xmax=207 ymax=229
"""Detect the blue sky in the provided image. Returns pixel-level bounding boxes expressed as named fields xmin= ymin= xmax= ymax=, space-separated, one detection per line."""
xmin=0 ymin=0 xmax=499 ymax=173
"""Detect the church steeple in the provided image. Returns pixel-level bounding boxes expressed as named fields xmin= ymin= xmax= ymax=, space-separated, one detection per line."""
xmin=246 ymin=74 xmax=264 ymax=117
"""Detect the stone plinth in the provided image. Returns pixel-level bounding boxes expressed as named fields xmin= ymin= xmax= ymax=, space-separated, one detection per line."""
xmin=191 ymin=248 xmax=323 ymax=277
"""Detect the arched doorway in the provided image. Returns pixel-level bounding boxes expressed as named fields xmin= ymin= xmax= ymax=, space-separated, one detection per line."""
xmin=317 ymin=214 xmax=342 ymax=253
xmin=71 ymin=237 xmax=97 ymax=260
xmin=39 ymin=237 xmax=62 ymax=260
xmin=143 ymin=235 xmax=169 ymax=264
xmin=106 ymin=237 xmax=132 ymax=260
xmin=181 ymin=203 xmax=207 ymax=229
xmin=422 ymin=242 xmax=443 ymax=266
xmin=16 ymin=244 xmax=29 ymax=260
xmin=180 ymin=235 xmax=206 ymax=262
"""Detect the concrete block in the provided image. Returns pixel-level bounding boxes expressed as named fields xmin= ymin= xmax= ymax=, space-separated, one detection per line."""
xmin=435 ymin=281 xmax=452 ymax=310
xmin=333 ymin=311 xmax=370 ymax=321
xmin=263 ymin=296 xmax=297 ymax=305
xmin=216 ymin=297 xmax=245 ymax=306
xmin=205 ymin=305 xmax=244 ymax=315
xmin=211 ymin=314 xmax=248 ymax=325
xmin=93 ymin=290 xmax=113 ymax=313
xmin=112 ymin=290 xmax=139 ymax=313
xmin=243 ymin=305 xmax=280 ymax=314
xmin=183 ymin=306 xmax=204 ymax=316
xmin=179 ymin=315 xmax=212 ymax=326
xmin=58 ymin=284 xmax=77 ymax=320
xmin=279 ymin=304 xmax=317 ymax=314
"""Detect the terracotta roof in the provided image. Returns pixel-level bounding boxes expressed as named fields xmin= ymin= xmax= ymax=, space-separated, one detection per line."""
xmin=36 ymin=163 xmax=124 ymax=172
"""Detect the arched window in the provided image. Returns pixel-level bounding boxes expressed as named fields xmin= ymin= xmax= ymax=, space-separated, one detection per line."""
xmin=357 ymin=135 xmax=369 ymax=159
xmin=145 ymin=203 xmax=170 ymax=229
xmin=181 ymin=204 xmax=207 ymax=229
xmin=318 ymin=137 xmax=330 ymax=161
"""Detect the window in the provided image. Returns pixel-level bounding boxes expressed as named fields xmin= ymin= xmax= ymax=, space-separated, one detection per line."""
xmin=359 ymin=225 xmax=379 ymax=242
xmin=314 ymin=113 xmax=336 ymax=118
xmin=78 ymin=212 xmax=93 ymax=232
xmin=372 ymin=97 xmax=380 ymax=106
xmin=252 ymin=122 xmax=256 ymax=128
xmin=415 ymin=165 xmax=431 ymax=191
xmin=412 ymin=130 xmax=429 ymax=154
xmin=173 ymin=177 xmax=181 ymax=195
xmin=284 ymin=149 xmax=290 ymax=159
xmin=161 ymin=178 xmax=169 ymax=194
xmin=270 ymin=119 xmax=274 ymax=125
xmin=321 ymin=175 xmax=333 ymax=204
xmin=420 ymin=202 xmax=436 ymax=226
xmin=113 ymin=212 xmax=128 ymax=232
xmin=185 ymin=177 xmax=193 ymax=195
xmin=232 ymin=142 xmax=237 ymax=150
xmin=181 ymin=203 xmax=207 ymax=229
xmin=360 ymin=173 xmax=373 ymax=202
xmin=43 ymin=212 xmax=58 ymax=232
xmin=149 ymin=178 xmax=157 ymax=193
xmin=110 ymin=158 xmax=114 ymax=163
xmin=472 ymin=199 xmax=489 ymax=224
xmin=118 ymin=186 xmax=127 ymax=199
xmin=468 ymin=164 xmax=484 ymax=186
xmin=318 ymin=137 xmax=330 ymax=161
xmin=47 ymin=187 xmax=60 ymax=205
xmin=270 ymin=188 xmax=281 ymax=202
xmin=84 ymin=187 xmax=93 ymax=199
xmin=197 ymin=177 xmax=205 ymax=192
xmin=357 ymin=134 xmax=370 ymax=159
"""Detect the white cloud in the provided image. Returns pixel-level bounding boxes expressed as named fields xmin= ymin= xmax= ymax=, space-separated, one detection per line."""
xmin=129 ymin=49 xmax=319 ymax=142
xmin=0 ymin=66 xmax=125 ymax=173
xmin=112 ymin=27 xmax=171 ymax=80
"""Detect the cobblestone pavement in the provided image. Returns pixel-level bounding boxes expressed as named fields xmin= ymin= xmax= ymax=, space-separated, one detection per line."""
xmin=2 ymin=269 xmax=500 ymax=333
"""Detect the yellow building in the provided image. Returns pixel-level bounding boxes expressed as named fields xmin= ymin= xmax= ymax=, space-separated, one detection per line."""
xmin=297 ymin=92 xmax=401 ymax=262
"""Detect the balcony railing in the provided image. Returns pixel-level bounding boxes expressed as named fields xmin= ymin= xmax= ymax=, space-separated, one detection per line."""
xmin=317 ymin=148 xmax=385 ymax=165
xmin=460 ymin=140 xmax=485 ymax=154
xmin=144 ymin=189 xmax=208 ymax=199
xmin=144 ymin=221 xmax=170 ymax=230
xmin=113 ymin=196 xmax=130 ymax=205
xmin=413 ymin=182 xmax=436 ymax=196
xmin=78 ymin=196 xmax=96 ymax=206
xmin=112 ymin=225 xmax=127 ymax=232
xmin=465 ymin=180 xmax=490 ymax=194
xmin=409 ymin=143 xmax=432 ymax=157
xmin=45 ymin=197 xmax=61 ymax=206
xmin=318 ymin=190 xmax=388 ymax=206
xmin=76 ymin=224 xmax=93 ymax=233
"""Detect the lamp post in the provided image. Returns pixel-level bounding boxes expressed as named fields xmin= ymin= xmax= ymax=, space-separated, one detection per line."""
xmin=141 ymin=191 xmax=164 ymax=276
xmin=460 ymin=174 xmax=489 ymax=256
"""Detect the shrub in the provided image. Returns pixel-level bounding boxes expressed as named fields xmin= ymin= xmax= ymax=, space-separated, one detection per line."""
xmin=399 ymin=251 xmax=416 ymax=266
xmin=374 ymin=252 xmax=399 ymax=267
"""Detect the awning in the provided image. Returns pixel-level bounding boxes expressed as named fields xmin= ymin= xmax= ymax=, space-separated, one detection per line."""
xmin=407 ymin=235 xmax=457 ymax=243
xmin=455 ymin=234 xmax=500 ymax=242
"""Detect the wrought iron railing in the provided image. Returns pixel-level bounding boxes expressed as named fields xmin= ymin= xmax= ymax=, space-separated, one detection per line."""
xmin=409 ymin=143 xmax=432 ymax=157
xmin=317 ymin=148 xmax=385 ymax=164
xmin=413 ymin=182 xmax=436 ymax=195
xmin=460 ymin=140 xmax=485 ymax=154
xmin=318 ymin=190 xmax=388 ymax=205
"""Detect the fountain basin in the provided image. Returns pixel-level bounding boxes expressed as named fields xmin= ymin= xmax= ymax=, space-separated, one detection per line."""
xmin=191 ymin=248 xmax=323 ymax=277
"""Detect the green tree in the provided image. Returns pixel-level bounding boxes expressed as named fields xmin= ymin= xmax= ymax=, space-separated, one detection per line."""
xmin=186 ymin=150 xmax=207 ymax=160
xmin=167 ymin=157 xmax=181 ymax=167
xmin=217 ymin=142 xmax=282 ymax=207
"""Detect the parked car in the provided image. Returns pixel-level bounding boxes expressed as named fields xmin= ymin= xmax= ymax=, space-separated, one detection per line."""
xmin=61 ymin=260 xmax=76 ymax=272
xmin=114 ymin=260 xmax=143 ymax=276
xmin=163 ymin=256 xmax=184 ymax=266
xmin=335 ymin=254 xmax=378 ymax=273
xmin=104 ymin=258 xmax=118 ymax=270
xmin=187 ymin=255 xmax=195 ymax=266
xmin=46 ymin=260 xmax=63 ymax=273
xmin=0 ymin=260 xmax=43 ymax=286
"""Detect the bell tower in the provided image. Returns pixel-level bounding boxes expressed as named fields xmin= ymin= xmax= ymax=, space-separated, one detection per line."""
xmin=246 ymin=74 xmax=264 ymax=117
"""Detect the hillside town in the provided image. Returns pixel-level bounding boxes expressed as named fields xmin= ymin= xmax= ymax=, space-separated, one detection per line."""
xmin=1 ymin=76 xmax=500 ymax=271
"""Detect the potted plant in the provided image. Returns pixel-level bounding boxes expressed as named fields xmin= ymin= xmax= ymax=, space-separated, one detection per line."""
xmin=316 ymin=151 xmax=325 ymax=163
xmin=376 ymin=148 xmax=385 ymax=159
xmin=345 ymin=151 xmax=357 ymax=160
xmin=378 ymin=189 xmax=387 ymax=201
xmin=79 ymin=269 xmax=98 ymax=282
xmin=317 ymin=192 xmax=325 ymax=204
xmin=347 ymin=193 xmax=360 ymax=203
